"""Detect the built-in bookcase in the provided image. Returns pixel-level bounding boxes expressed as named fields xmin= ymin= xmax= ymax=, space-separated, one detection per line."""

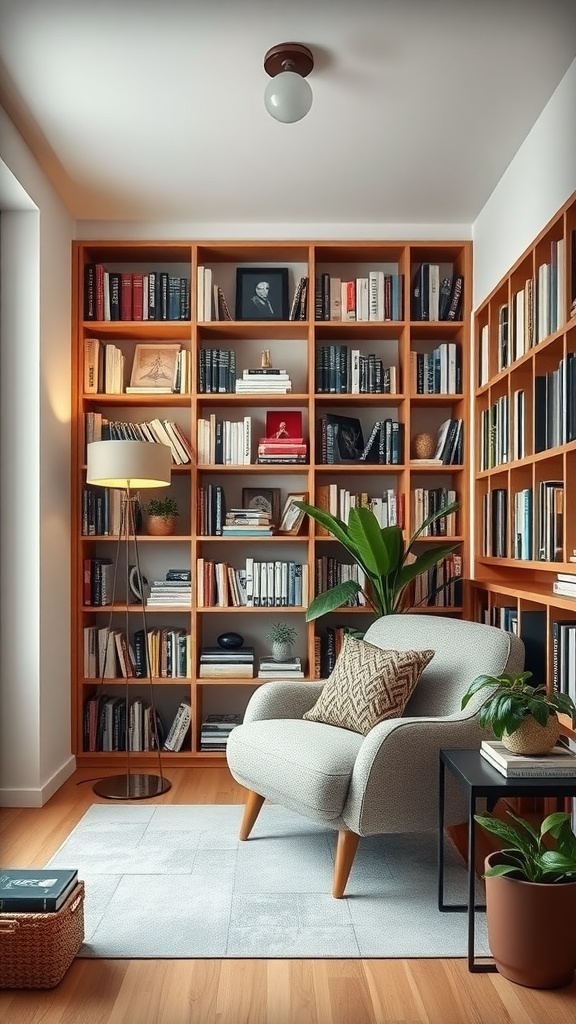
xmin=471 ymin=191 xmax=576 ymax=743
xmin=72 ymin=237 xmax=471 ymax=767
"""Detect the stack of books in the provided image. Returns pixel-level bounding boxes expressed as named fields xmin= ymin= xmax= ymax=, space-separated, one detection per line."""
xmin=257 ymin=409 xmax=307 ymax=465
xmin=553 ymin=571 xmax=576 ymax=600
xmin=198 ymin=646 xmax=254 ymax=678
xmin=480 ymin=739 xmax=576 ymax=777
xmin=200 ymin=714 xmax=243 ymax=751
xmin=146 ymin=569 xmax=192 ymax=608
xmin=257 ymin=656 xmax=304 ymax=679
xmin=235 ymin=367 xmax=292 ymax=394
xmin=222 ymin=508 xmax=273 ymax=537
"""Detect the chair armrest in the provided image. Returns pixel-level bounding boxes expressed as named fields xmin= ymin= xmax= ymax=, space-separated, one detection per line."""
xmin=243 ymin=680 xmax=326 ymax=724
xmin=343 ymin=713 xmax=487 ymax=834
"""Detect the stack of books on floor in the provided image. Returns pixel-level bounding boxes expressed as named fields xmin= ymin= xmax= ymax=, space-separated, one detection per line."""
xmin=0 ymin=869 xmax=79 ymax=913
xmin=146 ymin=568 xmax=192 ymax=608
xmin=235 ymin=367 xmax=292 ymax=394
xmin=200 ymin=714 xmax=243 ymax=751
xmin=480 ymin=739 xmax=576 ymax=777
xmin=222 ymin=509 xmax=273 ymax=536
xmin=257 ymin=656 xmax=304 ymax=679
xmin=198 ymin=646 xmax=255 ymax=678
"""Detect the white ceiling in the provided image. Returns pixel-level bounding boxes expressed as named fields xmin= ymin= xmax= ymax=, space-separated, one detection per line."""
xmin=1 ymin=0 xmax=575 ymax=227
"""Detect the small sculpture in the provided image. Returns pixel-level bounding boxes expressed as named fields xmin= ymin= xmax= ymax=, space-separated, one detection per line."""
xmin=261 ymin=349 xmax=272 ymax=368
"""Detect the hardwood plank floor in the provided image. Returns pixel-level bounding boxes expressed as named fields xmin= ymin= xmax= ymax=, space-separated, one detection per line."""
xmin=1 ymin=767 xmax=575 ymax=1023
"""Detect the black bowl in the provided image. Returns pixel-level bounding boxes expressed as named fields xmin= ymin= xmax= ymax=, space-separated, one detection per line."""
xmin=217 ymin=632 xmax=244 ymax=649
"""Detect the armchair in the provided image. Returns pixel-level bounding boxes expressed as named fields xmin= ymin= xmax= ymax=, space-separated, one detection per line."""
xmin=226 ymin=615 xmax=525 ymax=897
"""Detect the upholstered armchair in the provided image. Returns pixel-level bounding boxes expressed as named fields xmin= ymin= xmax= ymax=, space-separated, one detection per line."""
xmin=226 ymin=614 xmax=525 ymax=897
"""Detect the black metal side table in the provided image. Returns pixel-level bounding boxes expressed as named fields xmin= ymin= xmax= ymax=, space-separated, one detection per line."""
xmin=438 ymin=747 xmax=576 ymax=972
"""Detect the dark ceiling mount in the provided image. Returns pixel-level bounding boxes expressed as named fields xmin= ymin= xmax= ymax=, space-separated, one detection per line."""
xmin=264 ymin=42 xmax=314 ymax=79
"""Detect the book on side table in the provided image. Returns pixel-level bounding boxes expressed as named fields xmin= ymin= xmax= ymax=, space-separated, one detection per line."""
xmin=0 ymin=869 xmax=78 ymax=912
xmin=480 ymin=739 xmax=576 ymax=777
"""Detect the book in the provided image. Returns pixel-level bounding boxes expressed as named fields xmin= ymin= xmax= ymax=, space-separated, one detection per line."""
xmin=480 ymin=740 xmax=576 ymax=777
xmin=163 ymin=701 xmax=191 ymax=752
xmin=0 ymin=869 xmax=78 ymax=912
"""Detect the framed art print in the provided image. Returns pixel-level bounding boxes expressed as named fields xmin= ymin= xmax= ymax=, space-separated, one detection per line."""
xmin=236 ymin=268 xmax=289 ymax=321
xmin=278 ymin=492 xmax=308 ymax=535
xmin=129 ymin=344 xmax=180 ymax=391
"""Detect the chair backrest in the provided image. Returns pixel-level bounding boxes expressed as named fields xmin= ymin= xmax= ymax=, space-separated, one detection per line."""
xmin=363 ymin=614 xmax=525 ymax=718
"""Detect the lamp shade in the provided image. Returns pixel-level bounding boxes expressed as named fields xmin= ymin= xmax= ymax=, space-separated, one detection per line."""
xmin=264 ymin=71 xmax=312 ymax=123
xmin=86 ymin=440 xmax=172 ymax=489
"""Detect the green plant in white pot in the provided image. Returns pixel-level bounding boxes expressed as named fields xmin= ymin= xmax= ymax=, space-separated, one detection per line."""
xmin=461 ymin=669 xmax=576 ymax=754
xmin=292 ymin=500 xmax=460 ymax=621
xmin=474 ymin=808 xmax=576 ymax=988
xmin=267 ymin=622 xmax=297 ymax=662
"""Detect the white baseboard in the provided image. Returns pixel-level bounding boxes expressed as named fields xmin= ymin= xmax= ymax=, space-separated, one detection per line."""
xmin=0 ymin=756 xmax=76 ymax=807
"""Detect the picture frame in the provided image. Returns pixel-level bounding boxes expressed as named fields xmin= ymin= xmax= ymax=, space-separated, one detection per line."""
xmin=235 ymin=268 xmax=289 ymax=321
xmin=242 ymin=487 xmax=282 ymax=526
xmin=278 ymin=492 xmax=308 ymax=535
xmin=129 ymin=344 xmax=180 ymax=391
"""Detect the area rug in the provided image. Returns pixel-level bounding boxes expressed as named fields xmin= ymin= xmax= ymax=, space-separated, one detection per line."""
xmin=46 ymin=803 xmax=489 ymax=958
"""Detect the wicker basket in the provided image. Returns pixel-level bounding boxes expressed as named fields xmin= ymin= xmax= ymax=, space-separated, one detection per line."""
xmin=0 ymin=881 xmax=84 ymax=989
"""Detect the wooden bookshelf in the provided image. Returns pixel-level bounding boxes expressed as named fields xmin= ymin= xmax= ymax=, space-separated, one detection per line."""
xmin=71 ymin=238 xmax=472 ymax=766
xmin=471 ymin=190 xmax=576 ymax=743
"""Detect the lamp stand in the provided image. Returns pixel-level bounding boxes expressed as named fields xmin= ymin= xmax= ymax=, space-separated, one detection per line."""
xmin=92 ymin=485 xmax=171 ymax=800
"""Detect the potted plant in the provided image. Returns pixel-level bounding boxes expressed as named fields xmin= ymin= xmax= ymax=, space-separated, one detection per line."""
xmin=474 ymin=808 xmax=576 ymax=988
xmin=461 ymin=670 xmax=576 ymax=754
xmin=267 ymin=622 xmax=298 ymax=662
xmin=292 ymin=500 xmax=460 ymax=621
xmin=146 ymin=497 xmax=180 ymax=536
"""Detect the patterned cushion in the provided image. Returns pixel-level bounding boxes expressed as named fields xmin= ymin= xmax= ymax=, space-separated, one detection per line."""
xmin=303 ymin=634 xmax=434 ymax=735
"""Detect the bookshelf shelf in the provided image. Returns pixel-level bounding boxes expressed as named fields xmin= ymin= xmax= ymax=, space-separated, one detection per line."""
xmin=72 ymin=236 xmax=471 ymax=765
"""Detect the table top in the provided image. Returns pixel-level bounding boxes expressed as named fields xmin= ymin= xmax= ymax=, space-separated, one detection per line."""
xmin=440 ymin=748 xmax=576 ymax=796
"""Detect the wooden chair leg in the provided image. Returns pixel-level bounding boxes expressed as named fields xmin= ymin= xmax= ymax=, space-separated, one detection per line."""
xmin=332 ymin=829 xmax=360 ymax=898
xmin=239 ymin=790 xmax=265 ymax=840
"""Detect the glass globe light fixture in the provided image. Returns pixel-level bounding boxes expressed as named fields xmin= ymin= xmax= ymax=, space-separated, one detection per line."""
xmin=264 ymin=43 xmax=314 ymax=124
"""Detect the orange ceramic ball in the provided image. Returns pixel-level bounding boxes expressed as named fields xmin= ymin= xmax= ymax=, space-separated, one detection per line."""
xmin=412 ymin=432 xmax=435 ymax=459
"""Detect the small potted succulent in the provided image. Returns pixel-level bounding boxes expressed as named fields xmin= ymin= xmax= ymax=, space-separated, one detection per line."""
xmin=461 ymin=669 xmax=576 ymax=754
xmin=474 ymin=808 xmax=576 ymax=988
xmin=267 ymin=622 xmax=298 ymax=662
xmin=146 ymin=497 xmax=180 ymax=536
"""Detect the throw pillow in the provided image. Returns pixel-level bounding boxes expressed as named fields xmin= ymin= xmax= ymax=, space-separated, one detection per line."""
xmin=303 ymin=634 xmax=434 ymax=735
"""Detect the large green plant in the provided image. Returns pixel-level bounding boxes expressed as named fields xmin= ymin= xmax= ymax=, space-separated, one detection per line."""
xmin=293 ymin=499 xmax=460 ymax=620
xmin=475 ymin=809 xmax=576 ymax=883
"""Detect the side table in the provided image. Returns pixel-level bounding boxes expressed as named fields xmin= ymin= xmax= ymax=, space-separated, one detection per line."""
xmin=438 ymin=748 xmax=576 ymax=972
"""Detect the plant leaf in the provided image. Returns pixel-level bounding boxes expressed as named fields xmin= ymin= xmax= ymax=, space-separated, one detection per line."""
xmin=304 ymin=580 xmax=364 ymax=621
xmin=406 ymin=499 xmax=460 ymax=549
xmin=474 ymin=813 xmax=535 ymax=856
xmin=347 ymin=507 xmax=393 ymax=576
xmin=395 ymin=542 xmax=460 ymax=589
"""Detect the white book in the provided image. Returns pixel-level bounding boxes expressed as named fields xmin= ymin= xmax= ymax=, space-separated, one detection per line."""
xmin=481 ymin=739 xmax=576 ymax=770
xmin=428 ymin=264 xmax=440 ymax=320
xmin=203 ymin=267 xmax=213 ymax=321
xmin=481 ymin=746 xmax=576 ymax=778
xmin=196 ymin=266 xmax=204 ymax=321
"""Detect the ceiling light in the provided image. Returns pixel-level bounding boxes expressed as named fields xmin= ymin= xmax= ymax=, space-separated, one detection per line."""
xmin=264 ymin=42 xmax=314 ymax=124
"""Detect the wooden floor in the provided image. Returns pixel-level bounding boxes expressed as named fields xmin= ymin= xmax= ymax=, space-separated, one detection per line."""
xmin=1 ymin=766 xmax=575 ymax=1023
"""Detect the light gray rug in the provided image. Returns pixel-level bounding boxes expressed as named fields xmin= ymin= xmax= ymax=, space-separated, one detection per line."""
xmin=47 ymin=803 xmax=488 ymax=959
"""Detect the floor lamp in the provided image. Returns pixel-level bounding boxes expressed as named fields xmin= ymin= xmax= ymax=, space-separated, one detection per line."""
xmin=86 ymin=439 xmax=173 ymax=799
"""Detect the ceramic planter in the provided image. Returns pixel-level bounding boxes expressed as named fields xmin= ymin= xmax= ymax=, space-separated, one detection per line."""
xmin=484 ymin=851 xmax=576 ymax=988
xmin=146 ymin=515 xmax=177 ymax=536
xmin=502 ymin=714 xmax=560 ymax=755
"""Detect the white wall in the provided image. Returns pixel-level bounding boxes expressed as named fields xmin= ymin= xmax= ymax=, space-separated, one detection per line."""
xmin=0 ymin=107 xmax=75 ymax=805
xmin=473 ymin=58 xmax=576 ymax=307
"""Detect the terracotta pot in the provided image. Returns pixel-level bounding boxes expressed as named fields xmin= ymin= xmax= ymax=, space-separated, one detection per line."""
xmin=502 ymin=714 xmax=560 ymax=755
xmin=146 ymin=515 xmax=177 ymax=537
xmin=484 ymin=852 xmax=576 ymax=988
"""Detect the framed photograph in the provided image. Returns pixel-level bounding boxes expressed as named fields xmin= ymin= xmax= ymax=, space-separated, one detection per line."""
xmin=235 ymin=268 xmax=289 ymax=321
xmin=278 ymin=492 xmax=308 ymax=535
xmin=242 ymin=487 xmax=282 ymax=526
xmin=129 ymin=344 xmax=180 ymax=391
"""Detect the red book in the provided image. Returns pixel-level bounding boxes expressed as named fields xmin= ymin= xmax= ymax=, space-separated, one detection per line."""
xmin=131 ymin=273 xmax=144 ymax=320
xmin=83 ymin=559 xmax=92 ymax=606
xmin=95 ymin=264 xmax=105 ymax=321
xmin=120 ymin=273 xmax=133 ymax=320
xmin=258 ymin=436 xmax=304 ymax=445
xmin=265 ymin=410 xmax=303 ymax=440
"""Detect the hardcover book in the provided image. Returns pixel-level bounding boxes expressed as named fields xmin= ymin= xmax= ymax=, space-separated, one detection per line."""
xmin=0 ymin=869 xmax=78 ymax=912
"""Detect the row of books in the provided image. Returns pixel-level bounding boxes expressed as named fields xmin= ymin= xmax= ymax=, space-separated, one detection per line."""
xmin=409 ymin=344 xmax=462 ymax=395
xmin=535 ymin=354 xmax=576 ymax=452
xmin=318 ymin=413 xmax=403 ymax=465
xmin=480 ymin=605 xmax=575 ymax=697
xmin=315 ymin=485 xmax=405 ymax=532
xmin=84 ymin=339 xmax=191 ymax=396
xmin=81 ymin=486 xmax=134 ymax=536
xmin=83 ymin=694 xmax=163 ymax=752
xmin=412 ymin=488 xmax=457 ymax=536
xmin=315 ymin=346 xmax=397 ymax=395
xmin=83 ymin=624 xmax=191 ymax=679
xmin=84 ymin=412 xmax=193 ymax=464
xmin=411 ymin=267 xmax=463 ymax=321
xmin=412 ymin=553 xmax=463 ymax=608
xmin=197 ymin=347 xmax=237 ymax=393
xmin=196 ymin=414 xmax=251 ymax=465
xmin=483 ymin=481 xmax=563 ymax=561
xmin=84 ymin=264 xmax=191 ymax=322
xmin=315 ymin=558 xmax=367 ymax=606
xmin=196 ymin=558 xmax=308 ymax=608
xmin=314 ymin=271 xmax=403 ymax=322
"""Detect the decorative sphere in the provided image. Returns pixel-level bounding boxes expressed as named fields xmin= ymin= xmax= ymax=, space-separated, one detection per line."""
xmin=412 ymin=432 xmax=435 ymax=459
xmin=217 ymin=632 xmax=244 ymax=649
